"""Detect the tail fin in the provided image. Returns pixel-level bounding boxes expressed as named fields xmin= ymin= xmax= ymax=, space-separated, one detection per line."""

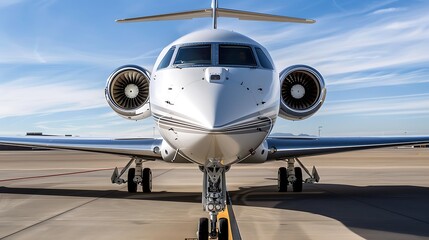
xmin=116 ymin=0 xmax=315 ymax=28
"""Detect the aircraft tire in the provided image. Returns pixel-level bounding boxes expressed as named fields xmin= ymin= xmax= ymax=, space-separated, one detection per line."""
xmin=142 ymin=168 xmax=152 ymax=193
xmin=293 ymin=167 xmax=303 ymax=192
xmin=278 ymin=167 xmax=288 ymax=192
xmin=197 ymin=217 xmax=209 ymax=240
xmin=127 ymin=168 xmax=137 ymax=193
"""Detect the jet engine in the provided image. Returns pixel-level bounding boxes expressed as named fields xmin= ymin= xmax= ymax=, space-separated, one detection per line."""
xmin=105 ymin=65 xmax=151 ymax=120
xmin=279 ymin=65 xmax=326 ymax=120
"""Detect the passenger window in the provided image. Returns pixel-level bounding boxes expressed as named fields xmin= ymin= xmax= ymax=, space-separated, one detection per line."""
xmin=157 ymin=47 xmax=175 ymax=70
xmin=255 ymin=48 xmax=273 ymax=69
xmin=218 ymin=45 xmax=257 ymax=66
xmin=174 ymin=45 xmax=211 ymax=65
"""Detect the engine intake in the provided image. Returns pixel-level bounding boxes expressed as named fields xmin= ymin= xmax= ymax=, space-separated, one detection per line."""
xmin=279 ymin=65 xmax=326 ymax=120
xmin=105 ymin=65 xmax=151 ymax=120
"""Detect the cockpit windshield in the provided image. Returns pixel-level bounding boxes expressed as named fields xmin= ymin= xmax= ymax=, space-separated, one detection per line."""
xmin=174 ymin=45 xmax=211 ymax=65
xmin=157 ymin=47 xmax=175 ymax=70
xmin=162 ymin=43 xmax=272 ymax=70
xmin=218 ymin=45 xmax=257 ymax=66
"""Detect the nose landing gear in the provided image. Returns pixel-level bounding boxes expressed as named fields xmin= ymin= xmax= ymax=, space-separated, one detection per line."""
xmin=197 ymin=162 xmax=229 ymax=239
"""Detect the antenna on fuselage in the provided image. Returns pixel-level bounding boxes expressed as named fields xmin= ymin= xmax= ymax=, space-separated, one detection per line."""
xmin=116 ymin=1 xmax=315 ymax=26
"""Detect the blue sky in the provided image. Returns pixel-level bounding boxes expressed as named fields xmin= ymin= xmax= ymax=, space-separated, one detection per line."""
xmin=0 ymin=0 xmax=428 ymax=137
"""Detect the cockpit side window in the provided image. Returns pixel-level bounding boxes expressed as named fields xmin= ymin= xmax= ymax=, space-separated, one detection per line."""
xmin=157 ymin=47 xmax=175 ymax=70
xmin=255 ymin=48 xmax=273 ymax=70
xmin=174 ymin=45 xmax=212 ymax=65
xmin=218 ymin=45 xmax=257 ymax=66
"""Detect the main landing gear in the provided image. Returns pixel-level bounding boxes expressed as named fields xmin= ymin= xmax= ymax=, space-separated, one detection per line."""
xmin=111 ymin=157 xmax=152 ymax=193
xmin=197 ymin=161 xmax=229 ymax=240
xmin=277 ymin=158 xmax=320 ymax=192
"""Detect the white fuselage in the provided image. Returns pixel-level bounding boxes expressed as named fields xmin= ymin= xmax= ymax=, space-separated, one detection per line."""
xmin=150 ymin=29 xmax=280 ymax=165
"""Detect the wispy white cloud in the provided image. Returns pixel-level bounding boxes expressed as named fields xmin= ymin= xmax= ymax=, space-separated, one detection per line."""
xmin=0 ymin=37 xmax=158 ymax=67
xmin=371 ymin=7 xmax=403 ymax=15
xmin=319 ymin=94 xmax=429 ymax=116
xmin=35 ymin=0 xmax=57 ymax=9
xmin=328 ymin=69 xmax=429 ymax=91
xmin=0 ymin=0 xmax=58 ymax=10
xmin=0 ymin=77 xmax=106 ymax=118
xmin=225 ymin=3 xmax=427 ymax=79
xmin=270 ymin=14 xmax=429 ymax=76
xmin=0 ymin=0 xmax=24 ymax=8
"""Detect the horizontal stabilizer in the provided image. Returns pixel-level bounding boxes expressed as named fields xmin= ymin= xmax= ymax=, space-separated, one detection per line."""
xmin=116 ymin=8 xmax=315 ymax=24
xmin=116 ymin=9 xmax=212 ymax=23
xmin=217 ymin=8 xmax=315 ymax=23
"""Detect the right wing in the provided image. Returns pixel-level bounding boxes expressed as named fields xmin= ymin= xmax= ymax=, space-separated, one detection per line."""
xmin=0 ymin=136 xmax=162 ymax=160
xmin=267 ymin=136 xmax=429 ymax=160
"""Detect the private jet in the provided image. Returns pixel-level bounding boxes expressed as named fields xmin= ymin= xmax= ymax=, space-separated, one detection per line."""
xmin=1 ymin=1 xmax=429 ymax=239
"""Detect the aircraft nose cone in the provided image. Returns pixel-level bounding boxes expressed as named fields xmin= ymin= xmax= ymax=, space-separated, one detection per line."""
xmin=164 ymin=79 xmax=268 ymax=165
xmin=175 ymin=80 xmax=257 ymax=129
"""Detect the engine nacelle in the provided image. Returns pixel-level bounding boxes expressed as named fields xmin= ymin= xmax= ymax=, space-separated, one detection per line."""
xmin=279 ymin=65 xmax=326 ymax=120
xmin=105 ymin=65 xmax=151 ymax=120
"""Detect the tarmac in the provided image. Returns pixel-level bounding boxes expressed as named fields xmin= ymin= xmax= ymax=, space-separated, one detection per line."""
xmin=1 ymin=148 xmax=429 ymax=239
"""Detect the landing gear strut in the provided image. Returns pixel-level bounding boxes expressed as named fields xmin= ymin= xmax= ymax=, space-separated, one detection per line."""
xmin=197 ymin=161 xmax=229 ymax=240
xmin=277 ymin=158 xmax=320 ymax=192
xmin=111 ymin=157 xmax=152 ymax=193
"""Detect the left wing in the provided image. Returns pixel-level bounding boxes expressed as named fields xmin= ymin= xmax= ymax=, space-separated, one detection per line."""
xmin=267 ymin=136 xmax=429 ymax=160
xmin=0 ymin=136 xmax=162 ymax=159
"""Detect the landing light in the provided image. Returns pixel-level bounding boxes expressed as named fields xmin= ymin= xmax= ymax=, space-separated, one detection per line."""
xmin=215 ymin=204 xmax=222 ymax=211
xmin=208 ymin=203 xmax=215 ymax=211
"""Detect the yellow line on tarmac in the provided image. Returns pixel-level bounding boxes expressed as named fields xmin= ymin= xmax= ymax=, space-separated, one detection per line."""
xmin=217 ymin=208 xmax=233 ymax=240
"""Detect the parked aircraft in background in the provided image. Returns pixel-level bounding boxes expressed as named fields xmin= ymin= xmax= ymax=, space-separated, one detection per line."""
xmin=1 ymin=1 xmax=429 ymax=239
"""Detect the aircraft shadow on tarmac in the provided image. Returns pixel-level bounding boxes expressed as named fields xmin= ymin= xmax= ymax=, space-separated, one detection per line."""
xmin=2 ymin=183 xmax=429 ymax=239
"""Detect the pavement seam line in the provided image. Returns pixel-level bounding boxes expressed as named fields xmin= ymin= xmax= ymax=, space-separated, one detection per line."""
xmin=0 ymin=168 xmax=172 ymax=239
xmin=0 ymin=168 xmax=115 ymax=182
xmin=0 ymin=189 xmax=119 ymax=240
